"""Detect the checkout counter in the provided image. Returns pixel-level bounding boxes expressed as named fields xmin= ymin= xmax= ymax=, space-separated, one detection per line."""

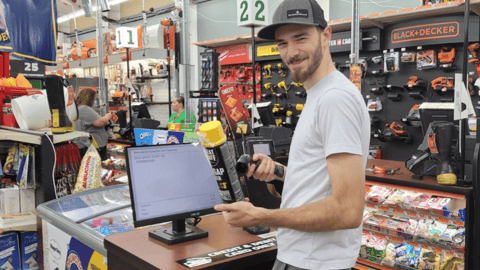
xmin=36 ymin=185 xmax=277 ymax=270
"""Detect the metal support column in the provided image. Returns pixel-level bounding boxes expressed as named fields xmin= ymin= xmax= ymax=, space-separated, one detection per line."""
xmin=350 ymin=0 xmax=360 ymax=65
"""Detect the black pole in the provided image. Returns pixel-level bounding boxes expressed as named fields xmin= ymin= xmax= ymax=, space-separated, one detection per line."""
xmin=251 ymin=27 xmax=256 ymax=106
xmin=127 ymin=48 xmax=133 ymax=133
xmin=167 ymin=27 xmax=172 ymax=117
xmin=459 ymin=0 xmax=470 ymax=186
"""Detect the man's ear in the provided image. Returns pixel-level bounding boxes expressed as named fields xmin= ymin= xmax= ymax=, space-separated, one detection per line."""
xmin=321 ymin=26 xmax=332 ymax=49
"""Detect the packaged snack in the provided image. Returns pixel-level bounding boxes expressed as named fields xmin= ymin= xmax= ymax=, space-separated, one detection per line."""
xmin=379 ymin=218 xmax=403 ymax=236
xmin=403 ymin=193 xmax=429 ymax=210
xmin=397 ymin=219 xmax=418 ymax=240
xmin=430 ymin=197 xmax=451 ymax=216
xmin=364 ymin=214 xmax=388 ymax=232
xmin=381 ymin=243 xmax=396 ymax=267
xmin=3 ymin=144 xmax=17 ymax=175
xmin=383 ymin=189 xmax=407 ymax=208
xmin=366 ymin=186 xmax=394 ymax=204
xmin=74 ymin=145 xmax=104 ymax=193
xmin=417 ymin=197 xmax=436 ymax=212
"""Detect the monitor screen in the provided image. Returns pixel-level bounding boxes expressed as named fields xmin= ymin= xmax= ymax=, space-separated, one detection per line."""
xmin=126 ymin=143 xmax=222 ymax=244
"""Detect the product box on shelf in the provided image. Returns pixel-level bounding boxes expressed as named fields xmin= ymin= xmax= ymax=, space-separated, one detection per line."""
xmin=20 ymin=231 xmax=38 ymax=270
xmin=19 ymin=189 xmax=35 ymax=214
xmin=0 ymin=187 xmax=20 ymax=215
xmin=0 ymin=233 xmax=21 ymax=270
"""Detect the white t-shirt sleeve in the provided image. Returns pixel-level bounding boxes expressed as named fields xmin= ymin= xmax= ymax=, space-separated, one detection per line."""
xmin=317 ymin=89 xmax=365 ymax=158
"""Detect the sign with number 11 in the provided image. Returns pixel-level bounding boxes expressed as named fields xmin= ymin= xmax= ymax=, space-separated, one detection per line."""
xmin=237 ymin=0 xmax=269 ymax=28
xmin=115 ymin=27 xmax=139 ymax=49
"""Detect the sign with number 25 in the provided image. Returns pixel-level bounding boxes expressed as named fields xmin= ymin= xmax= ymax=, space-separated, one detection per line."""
xmin=237 ymin=0 xmax=269 ymax=27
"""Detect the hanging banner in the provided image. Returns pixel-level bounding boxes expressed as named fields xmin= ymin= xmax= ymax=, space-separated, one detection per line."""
xmin=0 ymin=0 xmax=57 ymax=65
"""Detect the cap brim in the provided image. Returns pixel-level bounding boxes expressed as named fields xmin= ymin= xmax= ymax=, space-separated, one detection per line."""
xmin=257 ymin=22 xmax=320 ymax=40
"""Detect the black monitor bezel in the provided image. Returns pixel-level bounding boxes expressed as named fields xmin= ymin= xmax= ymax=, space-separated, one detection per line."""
xmin=125 ymin=143 xmax=219 ymax=228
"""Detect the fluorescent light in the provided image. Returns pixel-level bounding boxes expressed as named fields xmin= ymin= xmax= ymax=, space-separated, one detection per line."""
xmin=57 ymin=0 xmax=130 ymax=24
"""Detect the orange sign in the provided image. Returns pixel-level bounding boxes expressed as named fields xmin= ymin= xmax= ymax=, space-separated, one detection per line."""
xmin=391 ymin=22 xmax=459 ymax=44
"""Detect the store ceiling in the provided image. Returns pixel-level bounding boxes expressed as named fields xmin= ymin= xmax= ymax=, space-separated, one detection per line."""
xmin=55 ymin=0 xmax=173 ymax=34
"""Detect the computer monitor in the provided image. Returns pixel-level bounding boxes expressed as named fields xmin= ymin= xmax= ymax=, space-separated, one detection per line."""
xmin=126 ymin=143 xmax=223 ymax=245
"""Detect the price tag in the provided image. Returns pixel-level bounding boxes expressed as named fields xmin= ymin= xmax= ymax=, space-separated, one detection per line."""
xmin=373 ymin=232 xmax=383 ymax=238
xmin=409 ymin=242 xmax=418 ymax=247
xmin=437 ymin=218 xmax=449 ymax=224
xmin=434 ymin=247 xmax=443 ymax=253
xmin=116 ymin=27 xmax=138 ymax=49
xmin=453 ymin=220 xmax=464 ymax=226
xmin=407 ymin=211 xmax=417 ymax=217
xmin=379 ymin=206 xmax=389 ymax=211
xmin=390 ymin=237 xmax=403 ymax=243
xmin=394 ymin=209 xmax=404 ymax=214
xmin=237 ymin=0 xmax=269 ymax=27
xmin=366 ymin=203 xmax=376 ymax=208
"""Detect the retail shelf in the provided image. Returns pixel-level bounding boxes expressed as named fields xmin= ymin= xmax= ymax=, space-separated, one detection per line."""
xmin=0 ymin=212 xmax=36 ymax=234
xmin=0 ymin=126 xmax=89 ymax=145
xmin=190 ymin=90 xmax=218 ymax=98
xmin=194 ymin=34 xmax=268 ymax=48
xmin=357 ymin=258 xmax=393 ymax=270
xmin=365 ymin=202 xmax=465 ymax=227
xmin=193 ymin=1 xmax=480 ymax=49
xmin=46 ymin=48 xmax=168 ymax=71
xmin=329 ymin=0 xmax=471 ymax=32
xmin=365 ymin=160 xmax=473 ymax=196
xmin=362 ymin=229 xmax=464 ymax=259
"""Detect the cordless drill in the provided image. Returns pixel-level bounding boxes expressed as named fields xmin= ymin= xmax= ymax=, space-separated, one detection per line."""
xmin=262 ymin=65 xmax=272 ymax=79
xmin=468 ymin=43 xmax=480 ymax=63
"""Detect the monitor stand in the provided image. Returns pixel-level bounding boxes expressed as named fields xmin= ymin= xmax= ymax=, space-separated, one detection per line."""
xmin=149 ymin=219 xmax=208 ymax=245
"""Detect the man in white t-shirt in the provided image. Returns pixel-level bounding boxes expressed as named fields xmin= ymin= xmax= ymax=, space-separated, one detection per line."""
xmin=214 ymin=0 xmax=370 ymax=269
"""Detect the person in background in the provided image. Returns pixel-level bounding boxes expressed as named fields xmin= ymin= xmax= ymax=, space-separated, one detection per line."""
xmin=214 ymin=0 xmax=370 ymax=269
xmin=167 ymin=96 xmax=196 ymax=126
xmin=74 ymin=88 xmax=112 ymax=160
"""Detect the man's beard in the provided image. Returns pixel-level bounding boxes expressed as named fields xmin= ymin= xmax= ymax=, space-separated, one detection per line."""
xmin=287 ymin=43 xmax=323 ymax=83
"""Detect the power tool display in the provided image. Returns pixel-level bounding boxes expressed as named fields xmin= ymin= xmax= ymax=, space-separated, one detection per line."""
xmin=374 ymin=121 xmax=412 ymax=143
xmin=438 ymin=46 xmax=456 ymax=69
xmin=430 ymin=77 xmax=454 ymax=92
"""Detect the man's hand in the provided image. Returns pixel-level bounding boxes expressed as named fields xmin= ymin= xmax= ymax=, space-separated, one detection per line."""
xmin=246 ymin=154 xmax=283 ymax=182
xmin=214 ymin=201 xmax=265 ymax=227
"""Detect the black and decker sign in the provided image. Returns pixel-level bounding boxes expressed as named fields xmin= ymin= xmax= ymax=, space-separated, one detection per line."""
xmin=385 ymin=15 xmax=479 ymax=49
xmin=391 ymin=22 xmax=459 ymax=44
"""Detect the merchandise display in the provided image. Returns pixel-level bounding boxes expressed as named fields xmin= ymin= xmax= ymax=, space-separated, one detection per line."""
xmin=2 ymin=0 xmax=480 ymax=269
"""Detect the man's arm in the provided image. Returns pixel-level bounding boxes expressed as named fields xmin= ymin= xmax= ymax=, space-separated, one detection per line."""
xmin=215 ymin=153 xmax=365 ymax=232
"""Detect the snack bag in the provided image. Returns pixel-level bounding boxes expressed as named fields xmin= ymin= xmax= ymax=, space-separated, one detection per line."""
xmin=3 ymin=145 xmax=17 ymax=175
xmin=383 ymin=189 xmax=407 ymax=208
xmin=366 ymin=186 xmax=394 ymax=204
xmin=73 ymin=144 xmax=104 ymax=194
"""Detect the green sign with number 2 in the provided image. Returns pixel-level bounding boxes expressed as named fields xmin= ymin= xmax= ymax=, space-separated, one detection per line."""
xmin=237 ymin=0 xmax=268 ymax=27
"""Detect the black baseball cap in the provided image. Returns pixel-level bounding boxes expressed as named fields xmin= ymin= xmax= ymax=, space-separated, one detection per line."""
xmin=257 ymin=0 xmax=328 ymax=40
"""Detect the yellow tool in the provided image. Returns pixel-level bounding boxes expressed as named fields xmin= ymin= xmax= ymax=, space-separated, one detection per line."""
xmin=262 ymin=65 xmax=272 ymax=79
xmin=275 ymin=118 xmax=283 ymax=127
xmin=264 ymin=82 xmax=275 ymax=95
xmin=296 ymin=104 xmax=304 ymax=111
xmin=294 ymin=82 xmax=305 ymax=89
xmin=277 ymin=80 xmax=288 ymax=93
xmin=272 ymin=103 xmax=281 ymax=114
xmin=277 ymin=63 xmax=287 ymax=77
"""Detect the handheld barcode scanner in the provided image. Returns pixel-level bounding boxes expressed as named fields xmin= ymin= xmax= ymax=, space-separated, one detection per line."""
xmin=236 ymin=139 xmax=285 ymax=179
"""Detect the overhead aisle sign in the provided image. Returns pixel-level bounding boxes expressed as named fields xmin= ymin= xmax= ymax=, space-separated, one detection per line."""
xmin=237 ymin=0 xmax=269 ymax=28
